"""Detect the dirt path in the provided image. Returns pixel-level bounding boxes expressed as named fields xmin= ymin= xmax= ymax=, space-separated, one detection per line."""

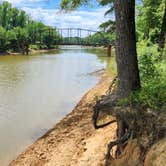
xmin=9 ymin=74 xmax=116 ymax=166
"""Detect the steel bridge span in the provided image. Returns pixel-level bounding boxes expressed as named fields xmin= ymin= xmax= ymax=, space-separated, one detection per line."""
xmin=56 ymin=28 xmax=102 ymax=45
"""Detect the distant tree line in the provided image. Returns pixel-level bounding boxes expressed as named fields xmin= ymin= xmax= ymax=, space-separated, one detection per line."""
xmin=83 ymin=32 xmax=115 ymax=46
xmin=0 ymin=1 xmax=61 ymax=54
xmin=61 ymin=32 xmax=115 ymax=46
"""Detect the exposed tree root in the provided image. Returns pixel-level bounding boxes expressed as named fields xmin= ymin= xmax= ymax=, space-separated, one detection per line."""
xmin=105 ymin=76 xmax=118 ymax=95
xmin=93 ymin=100 xmax=116 ymax=129
xmin=105 ymin=128 xmax=132 ymax=165
xmin=92 ymin=78 xmax=166 ymax=165
xmin=93 ymin=76 xmax=117 ymax=129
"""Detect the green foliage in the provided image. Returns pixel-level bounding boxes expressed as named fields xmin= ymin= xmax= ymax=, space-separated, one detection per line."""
xmin=0 ymin=2 xmax=60 ymax=53
xmin=25 ymin=21 xmax=45 ymax=44
xmin=118 ymin=45 xmax=166 ymax=110
xmin=12 ymin=27 xmax=29 ymax=51
xmin=138 ymin=44 xmax=159 ymax=81
xmin=83 ymin=32 xmax=115 ymax=46
xmin=61 ymin=0 xmax=91 ymax=10
xmin=128 ymin=79 xmax=166 ymax=110
xmin=0 ymin=26 xmax=8 ymax=52
xmin=149 ymin=28 xmax=160 ymax=43
xmin=30 ymin=44 xmax=40 ymax=50
xmin=0 ymin=1 xmax=28 ymax=30
xmin=99 ymin=0 xmax=115 ymax=36
xmin=0 ymin=1 xmax=12 ymax=29
xmin=99 ymin=20 xmax=115 ymax=33
xmin=60 ymin=32 xmax=114 ymax=46
xmin=136 ymin=0 xmax=165 ymax=43
xmin=42 ymin=29 xmax=60 ymax=49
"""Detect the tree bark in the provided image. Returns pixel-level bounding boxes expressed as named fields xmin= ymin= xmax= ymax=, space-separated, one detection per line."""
xmin=158 ymin=0 xmax=166 ymax=51
xmin=113 ymin=0 xmax=140 ymax=98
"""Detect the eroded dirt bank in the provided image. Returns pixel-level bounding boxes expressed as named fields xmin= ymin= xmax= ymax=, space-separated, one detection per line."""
xmin=9 ymin=73 xmax=117 ymax=166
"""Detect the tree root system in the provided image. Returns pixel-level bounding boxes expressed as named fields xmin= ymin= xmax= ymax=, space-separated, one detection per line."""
xmin=92 ymin=78 xmax=166 ymax=166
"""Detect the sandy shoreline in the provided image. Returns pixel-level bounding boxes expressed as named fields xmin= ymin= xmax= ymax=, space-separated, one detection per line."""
xmin=9 ymin=73 xmax=116 ymax=166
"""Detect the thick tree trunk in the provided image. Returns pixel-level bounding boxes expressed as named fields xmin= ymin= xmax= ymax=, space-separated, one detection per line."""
xmin=158 ymin=0 xmax=166 ymax=51
xmin=114 ymin=0 xmax=140 ymax=98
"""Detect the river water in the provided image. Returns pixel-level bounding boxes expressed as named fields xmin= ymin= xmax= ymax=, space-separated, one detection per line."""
xmin=0 ymin=46 xmax=114 ymax=165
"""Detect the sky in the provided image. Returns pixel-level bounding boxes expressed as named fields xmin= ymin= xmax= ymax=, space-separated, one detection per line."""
xmin=0 ymin=0 xmax=111 ymax=31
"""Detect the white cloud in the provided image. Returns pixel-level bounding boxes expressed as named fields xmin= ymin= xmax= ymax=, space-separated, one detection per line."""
xmin=22 ymin=7 xmax=110 ymax=32
xmin=0 ymin=0 xmax=112 ymax=36
xmin=0 ymin=0 xmax=21 ymax=4
xmin=0 ymin=0 xmax=47 ymax=5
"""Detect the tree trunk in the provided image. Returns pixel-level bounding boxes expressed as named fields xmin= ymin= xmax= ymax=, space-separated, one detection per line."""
xmin=113 ymin=0 xmax=140 ymax=98
xmin=158 ymin=0 xmax=166 ymax=51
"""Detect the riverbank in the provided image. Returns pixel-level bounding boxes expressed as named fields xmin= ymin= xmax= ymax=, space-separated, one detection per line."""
xmin=9 ymin=72 xmax=117 ymax=166
xmin=29 ymin=48 xmax=58 ymax=55
xmin=0 ymin=45 xmax=111 ymax=56
xmin=0 ymin=48 xmax=58 ymax=56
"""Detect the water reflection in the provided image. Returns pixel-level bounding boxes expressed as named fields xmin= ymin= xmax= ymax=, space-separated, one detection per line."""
xmin=84 ymin=47 xmax=116 ymax=74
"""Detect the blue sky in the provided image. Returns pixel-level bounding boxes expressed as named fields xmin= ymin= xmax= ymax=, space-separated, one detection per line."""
xmin=0 ymin=0 xmax=111 ymax=31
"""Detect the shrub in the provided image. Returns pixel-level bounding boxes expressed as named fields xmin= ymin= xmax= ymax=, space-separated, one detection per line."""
xmin=0 ymin=26 xmax=8 ymax=52
xmin=119 ymin=45 xmax=166 ymax=110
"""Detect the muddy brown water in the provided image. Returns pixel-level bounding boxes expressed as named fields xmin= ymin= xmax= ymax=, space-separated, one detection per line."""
xmin=0 ymin=46 xmax=113 ymax=165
